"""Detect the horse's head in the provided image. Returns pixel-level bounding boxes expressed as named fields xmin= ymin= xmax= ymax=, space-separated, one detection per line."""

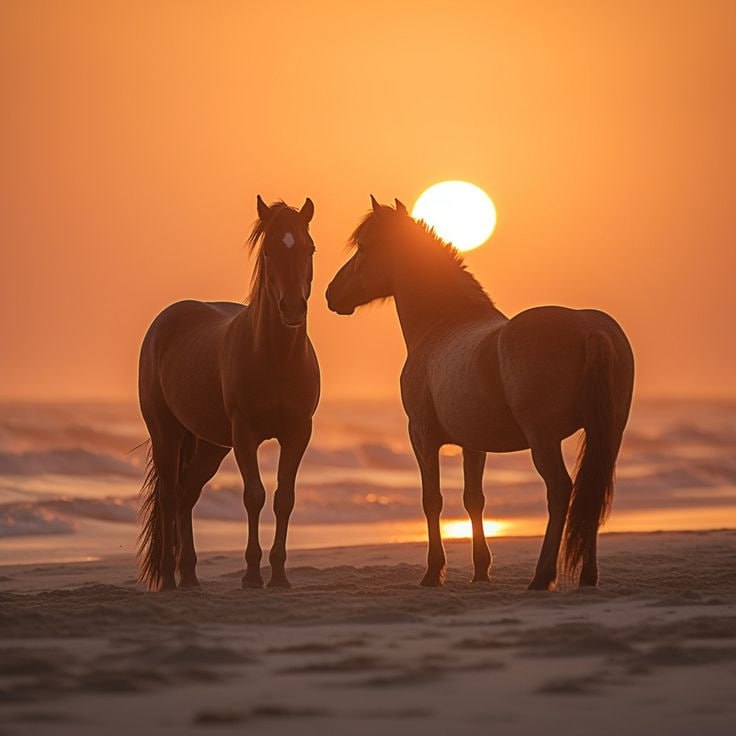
xmin=326 ymin=195 xmax=409 ymax=315
xmin=251 ymin=196 xmax=315 ymax=327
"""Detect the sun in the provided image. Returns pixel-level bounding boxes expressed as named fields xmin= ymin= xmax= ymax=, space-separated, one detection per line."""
xmin=412 ymin=180 xmax=497 ymax=252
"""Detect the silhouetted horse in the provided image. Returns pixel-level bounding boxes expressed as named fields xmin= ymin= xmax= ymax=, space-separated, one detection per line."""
xmin=138 ymin=196 xmax=320 ymax=590
xmin=327 ymin=197 xmax=634 ymax=590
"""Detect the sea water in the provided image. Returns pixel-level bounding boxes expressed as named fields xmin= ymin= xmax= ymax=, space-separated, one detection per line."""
xmin=1 ymin=398 xmax=734 ymax=563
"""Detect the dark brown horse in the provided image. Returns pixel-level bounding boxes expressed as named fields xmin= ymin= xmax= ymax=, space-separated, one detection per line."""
xmin=138 ymin=196 xmax=320 ymax=590
xmin=326 ymin=196 xmax=634 ymax=590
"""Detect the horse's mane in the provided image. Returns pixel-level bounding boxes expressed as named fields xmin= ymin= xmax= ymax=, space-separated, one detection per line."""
xmin=349 ymin=210 xmax=494 ymax=311
xmin=246 ymin=201 xmax=300 ymax=303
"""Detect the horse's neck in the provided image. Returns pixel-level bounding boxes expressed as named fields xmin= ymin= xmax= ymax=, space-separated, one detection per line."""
xmin=393 ymin=281 xmax=504 ymax=352
xmin=236 ymin=289 xmax=306 ymax=356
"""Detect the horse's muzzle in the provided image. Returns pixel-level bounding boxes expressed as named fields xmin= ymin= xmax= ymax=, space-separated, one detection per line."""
xmin=325 ymin=286 xmax=355 ymax=315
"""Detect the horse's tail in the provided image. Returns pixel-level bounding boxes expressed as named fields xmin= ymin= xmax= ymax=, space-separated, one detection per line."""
xmin=137 ymin=440 xmax=163 ymax=591
xmin=562 ymin=330 xmax=619 ymax=577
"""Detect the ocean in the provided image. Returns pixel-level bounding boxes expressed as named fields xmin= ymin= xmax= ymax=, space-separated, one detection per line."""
xmin=1 ymin=398 xmax=735 ymax=564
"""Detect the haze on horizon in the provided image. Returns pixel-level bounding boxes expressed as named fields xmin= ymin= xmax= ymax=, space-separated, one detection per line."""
xmin=1 ymin=1 xmax=734 ymax=403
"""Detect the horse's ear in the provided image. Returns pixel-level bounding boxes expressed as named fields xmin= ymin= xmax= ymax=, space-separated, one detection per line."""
xmin=256 ymin=195 xmax=271 ymax=221
xmin=300 ymin=197 xmax=314 ymax=224
xmin=370 ymin=194 xmax=381 ymax=212
xmin=395 ymin=198 xmax=408 ymax=216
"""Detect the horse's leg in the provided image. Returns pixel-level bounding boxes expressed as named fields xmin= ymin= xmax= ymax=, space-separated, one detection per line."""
xmin=409 ymin=426 xmax=445 ymax=586
xmin=233 ymin=426 xmax=266 ymax=589
xmin=462 ymin=448 xmax=492 ymax=583
xmin=268 ymin=420 xmax=312 ymax=588
xmin=148 ymin=429 xmax=187 ymax=591
xmin=527 ymin=440 xmax=572 ymax=591
xmin=176 ymin=439 xmax=229 ymax=588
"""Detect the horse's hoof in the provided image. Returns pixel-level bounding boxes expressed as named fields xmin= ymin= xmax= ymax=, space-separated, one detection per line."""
xmin=578 ymin=580 xmax=599 ymax=589
xmin=267 ymin=576 xmax=292 ymax=589
xmin=241 ymin=575 xmax=264 ymax=589
xmin=527 ymin=578 xmax=552 ymax=591
xmin=178 ymin=578 xmax=200 ymax=590
xmin=158 ymin=577 xmax=177 ymax=591
xmin=470 ymin=574 xmax=492 ymax=584
xmin=419 ymin=571 xmax=445 ymax=587
xmin=579 ymin=573 xmax=599 ymax=588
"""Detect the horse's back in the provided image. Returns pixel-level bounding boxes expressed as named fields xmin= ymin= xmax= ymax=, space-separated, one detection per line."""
xmin=142 ymin=300 xmax=243 ymax=359
xmin=497 ymin=306 xmax=633 ymax=440
xmin=498 ymin=306 xmax=633 ymax=393
xmin=145 ymin=299 xmax=242 ymax=336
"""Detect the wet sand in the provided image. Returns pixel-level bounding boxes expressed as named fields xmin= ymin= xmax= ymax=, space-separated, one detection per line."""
xmin=1 ymin=530 xmax=735 ymax=735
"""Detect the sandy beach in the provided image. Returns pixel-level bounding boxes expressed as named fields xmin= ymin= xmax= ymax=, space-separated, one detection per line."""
xmin=2 ymin=530 xmax=735 ymax=735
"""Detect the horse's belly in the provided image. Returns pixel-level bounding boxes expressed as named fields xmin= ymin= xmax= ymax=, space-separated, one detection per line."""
xmin=434 ymin=392 xmax=529 ymax=452
xmin=172 ymin=398 xmax=233 ymax=447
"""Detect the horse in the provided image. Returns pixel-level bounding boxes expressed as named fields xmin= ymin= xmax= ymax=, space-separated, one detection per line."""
xmin=326 ymin=196 xmax=634 ymax=590
xmin=137 ymin=196 xmax=320 ymax=591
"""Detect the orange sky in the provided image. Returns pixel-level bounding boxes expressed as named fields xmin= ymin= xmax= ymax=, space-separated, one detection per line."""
xmin=1 ymin=1 xmax=734 ymax=402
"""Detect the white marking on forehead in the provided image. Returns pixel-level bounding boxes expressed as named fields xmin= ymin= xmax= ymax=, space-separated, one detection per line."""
xmin=282 ymin=232 xmax=295 ymax=248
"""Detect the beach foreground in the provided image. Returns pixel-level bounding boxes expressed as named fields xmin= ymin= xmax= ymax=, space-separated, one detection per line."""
xmin=1 ymin=530 xmax=735 ymax=735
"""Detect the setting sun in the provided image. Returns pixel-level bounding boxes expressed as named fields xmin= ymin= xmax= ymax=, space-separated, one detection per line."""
xmin=412 ymin=180 xmax=497 ymax=252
